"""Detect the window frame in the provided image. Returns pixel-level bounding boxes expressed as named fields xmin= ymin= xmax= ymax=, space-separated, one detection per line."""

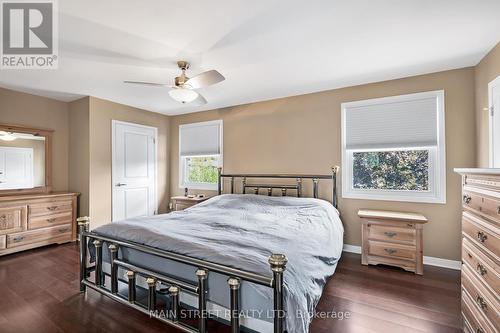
xmin=341 ymin=91 xmax=446 ymax=204
xmin=179 ymin=120 xmax=223 ymax=191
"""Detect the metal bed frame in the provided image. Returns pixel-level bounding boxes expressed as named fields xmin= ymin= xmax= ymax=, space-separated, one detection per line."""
xmin=78 ymin=166 xmax=340 ymax=333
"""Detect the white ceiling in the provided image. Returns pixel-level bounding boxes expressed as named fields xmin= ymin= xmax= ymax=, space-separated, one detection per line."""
xmin=1 ymin=0 xmax=499 ymax=115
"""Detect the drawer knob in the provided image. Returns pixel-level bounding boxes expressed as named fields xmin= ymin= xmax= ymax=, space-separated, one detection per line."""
xmin=476 ymin=295 xmax=487 ymax=310
xmin=47 ymin=218 xmax=56 ymax=223
xmin=384 ymin=232 xmax=397 ymax=238
xmin=476 ymin=264 xmax=487 ymax=276
xmin=477 ymin=328 xmax=485 ymax=333
xmin=46 ymin=206 xmax=58 ymax=211
xmin=384 ymin=248 xmax=397 ymax=255
xmin=58 ymin=228 xmax=68 ymax=233
xmin=477 ymin=231 xmax=488 ymax=243
xmin=463 ymin=195 xmax=471 ymax=204
xmin=13 ymin=236 xmax=24 ymax=242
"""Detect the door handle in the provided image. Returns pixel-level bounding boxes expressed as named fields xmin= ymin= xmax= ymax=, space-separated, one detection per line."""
xmin=116 ymin=183 xmax=127 ymax=187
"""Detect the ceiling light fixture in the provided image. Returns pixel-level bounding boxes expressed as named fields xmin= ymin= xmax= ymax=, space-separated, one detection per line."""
xmin=168 ymin=88 xmax=199 ymax=104
xmin=0 ymin=131 xmax=16 ymax=141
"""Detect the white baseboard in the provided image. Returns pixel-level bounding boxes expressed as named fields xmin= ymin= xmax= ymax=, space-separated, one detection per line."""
xmin=342 ymin=244 xmax=461 ymax=271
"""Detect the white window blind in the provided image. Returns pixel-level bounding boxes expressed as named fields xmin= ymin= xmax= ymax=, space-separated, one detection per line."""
xmin=179 ymin=120 xmax=222 ymax=156
xmin=344 ymin=96 xmax=439 ymax=150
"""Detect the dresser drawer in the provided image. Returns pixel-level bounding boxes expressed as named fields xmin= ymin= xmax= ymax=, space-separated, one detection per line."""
xmin=462 ymin=238 xmax=500 ymax=295
xmin=0 ymin=235 xmax=5 ymax=249
xmin=29 ymin=200 xmax=73 ymax=217
xmin=462 ymin=285 xmax=496 ymax=333
xmin=7 ymin=224 xmax=72 ymax=248
xmin=463 ymin=190 xmax=500 ymax=226
xmin=29 ymin=211 xmax=72 ymax=230
xmin=0 ymin=205 xmax=27 ymax=235
xmin=368 ymin=240 xmax=416 ymax=261
xmin=463 ymin=213 xmax=500 ymax=259
xmin=367 ymin=224 xmax=416 ymax=245
xmin=462 ymin=265 xmax=499 ymax=330
xmin=462 ymin=289 xmax=496 ymax=333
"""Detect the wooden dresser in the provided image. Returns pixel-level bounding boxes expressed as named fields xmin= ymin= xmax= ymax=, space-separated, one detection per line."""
xmin=0 ymin=192 xmax=78 ymax=256
xmin=358 ymin=209 xmax=428 ymax=275
xmin=455 ymin=169 xmax=499 ymax=333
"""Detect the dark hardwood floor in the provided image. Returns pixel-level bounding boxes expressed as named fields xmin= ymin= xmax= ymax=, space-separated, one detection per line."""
xmin=0 ymin=243 xmax=462 ymax=333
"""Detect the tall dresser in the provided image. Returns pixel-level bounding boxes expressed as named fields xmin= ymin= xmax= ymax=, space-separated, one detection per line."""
xmin=455 ymin=169 xmax=499 ymax=333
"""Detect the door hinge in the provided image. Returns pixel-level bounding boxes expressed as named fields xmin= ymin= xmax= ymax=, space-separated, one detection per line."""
xmin=491 ymin=106 xmax=495 ymax=117
xmin=152 ymin=137 xmax=156 ymax=144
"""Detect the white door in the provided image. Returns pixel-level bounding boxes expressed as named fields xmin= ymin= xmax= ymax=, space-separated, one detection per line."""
xmin=490 ymin=76 xmax=500 ymax=167
xmin=0 ymin=147 xmax=34 ymax=190
xmin=112 ymin=120 xmax=157 ymax=221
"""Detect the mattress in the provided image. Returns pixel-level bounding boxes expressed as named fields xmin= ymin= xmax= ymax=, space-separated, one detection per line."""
xmin=93 ymin=194 xmax=344 ymax=333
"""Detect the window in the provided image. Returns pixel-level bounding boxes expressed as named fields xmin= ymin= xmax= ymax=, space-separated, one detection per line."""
xmin=341 ymin=91 xmax=446 ymax=203
xmin=179 ymin=120 xmax=222 ymax=190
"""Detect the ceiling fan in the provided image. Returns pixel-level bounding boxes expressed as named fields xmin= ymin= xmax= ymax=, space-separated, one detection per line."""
xmin=124 ymin=61 xmax=225 ymax=105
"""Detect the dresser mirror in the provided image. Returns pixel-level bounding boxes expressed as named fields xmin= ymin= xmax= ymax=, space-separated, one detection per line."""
xmin=0 ymin=124 xmax=52 ymax=195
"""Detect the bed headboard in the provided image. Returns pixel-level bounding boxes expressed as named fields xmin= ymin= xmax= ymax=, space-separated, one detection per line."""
xmin=217 ymin=166 xmax=340 ymax=208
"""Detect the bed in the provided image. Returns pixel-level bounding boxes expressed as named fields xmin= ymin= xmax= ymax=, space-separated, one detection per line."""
xmin=78 ymin=168 xmax=342 ymax=333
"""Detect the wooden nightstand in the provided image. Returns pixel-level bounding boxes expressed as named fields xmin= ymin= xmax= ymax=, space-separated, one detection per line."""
xmin=358 ymin=209 xmax=428 ymax=275
xmin=171 ymin=196 xmax=209 ymax=211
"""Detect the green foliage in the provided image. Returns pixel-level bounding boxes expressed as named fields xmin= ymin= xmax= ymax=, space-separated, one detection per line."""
xmin=186 ymin=156 xmax=218 ymax=184
xmin=353 ymin=150 xmax=429 ymax=191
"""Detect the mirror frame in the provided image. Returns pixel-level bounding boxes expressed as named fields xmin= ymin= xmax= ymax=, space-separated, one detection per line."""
xmin=0 ymin=123 xmax=53 ymax=196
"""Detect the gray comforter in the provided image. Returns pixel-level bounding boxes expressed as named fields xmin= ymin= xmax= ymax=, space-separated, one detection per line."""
xmin=93 ymin=194 xmax=344 ymax=332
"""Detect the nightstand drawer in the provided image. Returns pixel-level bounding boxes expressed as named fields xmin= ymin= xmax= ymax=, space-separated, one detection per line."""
xmin=368 ymin=240 xmax=416 ymax=261
xmin=175 ymin=203 xmax=191 ymax=211
xmin=367 ymin=224 xmax=416 ymax=245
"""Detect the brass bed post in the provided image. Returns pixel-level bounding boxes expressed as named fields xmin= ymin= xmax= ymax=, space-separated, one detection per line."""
xmin=77 ymin=216 xmax=90 ymax=292
xmin=93 ymin=239 xmax=104 ymax=286
xmin=196 ymin=269 xmax=208 ymax=333
xmin=269 ymin=254 xmax=288 ymax=333
xmin=146 ymin=277 xmax=157 ymax=311
xmin=126 ymin=271 xmax=136 ymax=303
xmin=109 ymin=244 xmax=119 ymax=294
xmin=228 ymin=277 xmax=241 ymax=333
xmin=169 ymin=286 xmax=180 ymax=322
xmin=218 ymin=167 xmax=222 ymax=195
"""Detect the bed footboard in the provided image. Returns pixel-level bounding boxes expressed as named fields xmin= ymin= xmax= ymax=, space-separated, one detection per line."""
xmin=77 ymin=217 xmax=288 ymax=333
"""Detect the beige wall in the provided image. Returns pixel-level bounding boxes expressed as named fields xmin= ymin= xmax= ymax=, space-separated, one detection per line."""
xmin=475 ymin=42 xmax=500 ymax=167
xmin=0 ymin=88 xmax=69 ymax=191
xmin=170 ymin=68 xmax=476 ymax=261
xmin=88 ymin=97 xmax=170 ymax=228
xmin=69 ymin=97 xmax=90 ymax=216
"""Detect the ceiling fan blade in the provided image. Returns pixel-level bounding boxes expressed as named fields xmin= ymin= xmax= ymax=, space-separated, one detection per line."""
xmin=124 ymin=80 xmax=171 ymax=87
xmin=191 ymin=92 xmax=207 ymax=106
xmin=185 ymin=70 xmax=225 ymax=89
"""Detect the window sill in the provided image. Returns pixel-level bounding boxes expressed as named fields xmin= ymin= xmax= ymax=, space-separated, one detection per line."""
xmin=342 ymin=191 xmax=446 ymax=204
xmin=179 ymin=183 xmax=218 ymax=191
